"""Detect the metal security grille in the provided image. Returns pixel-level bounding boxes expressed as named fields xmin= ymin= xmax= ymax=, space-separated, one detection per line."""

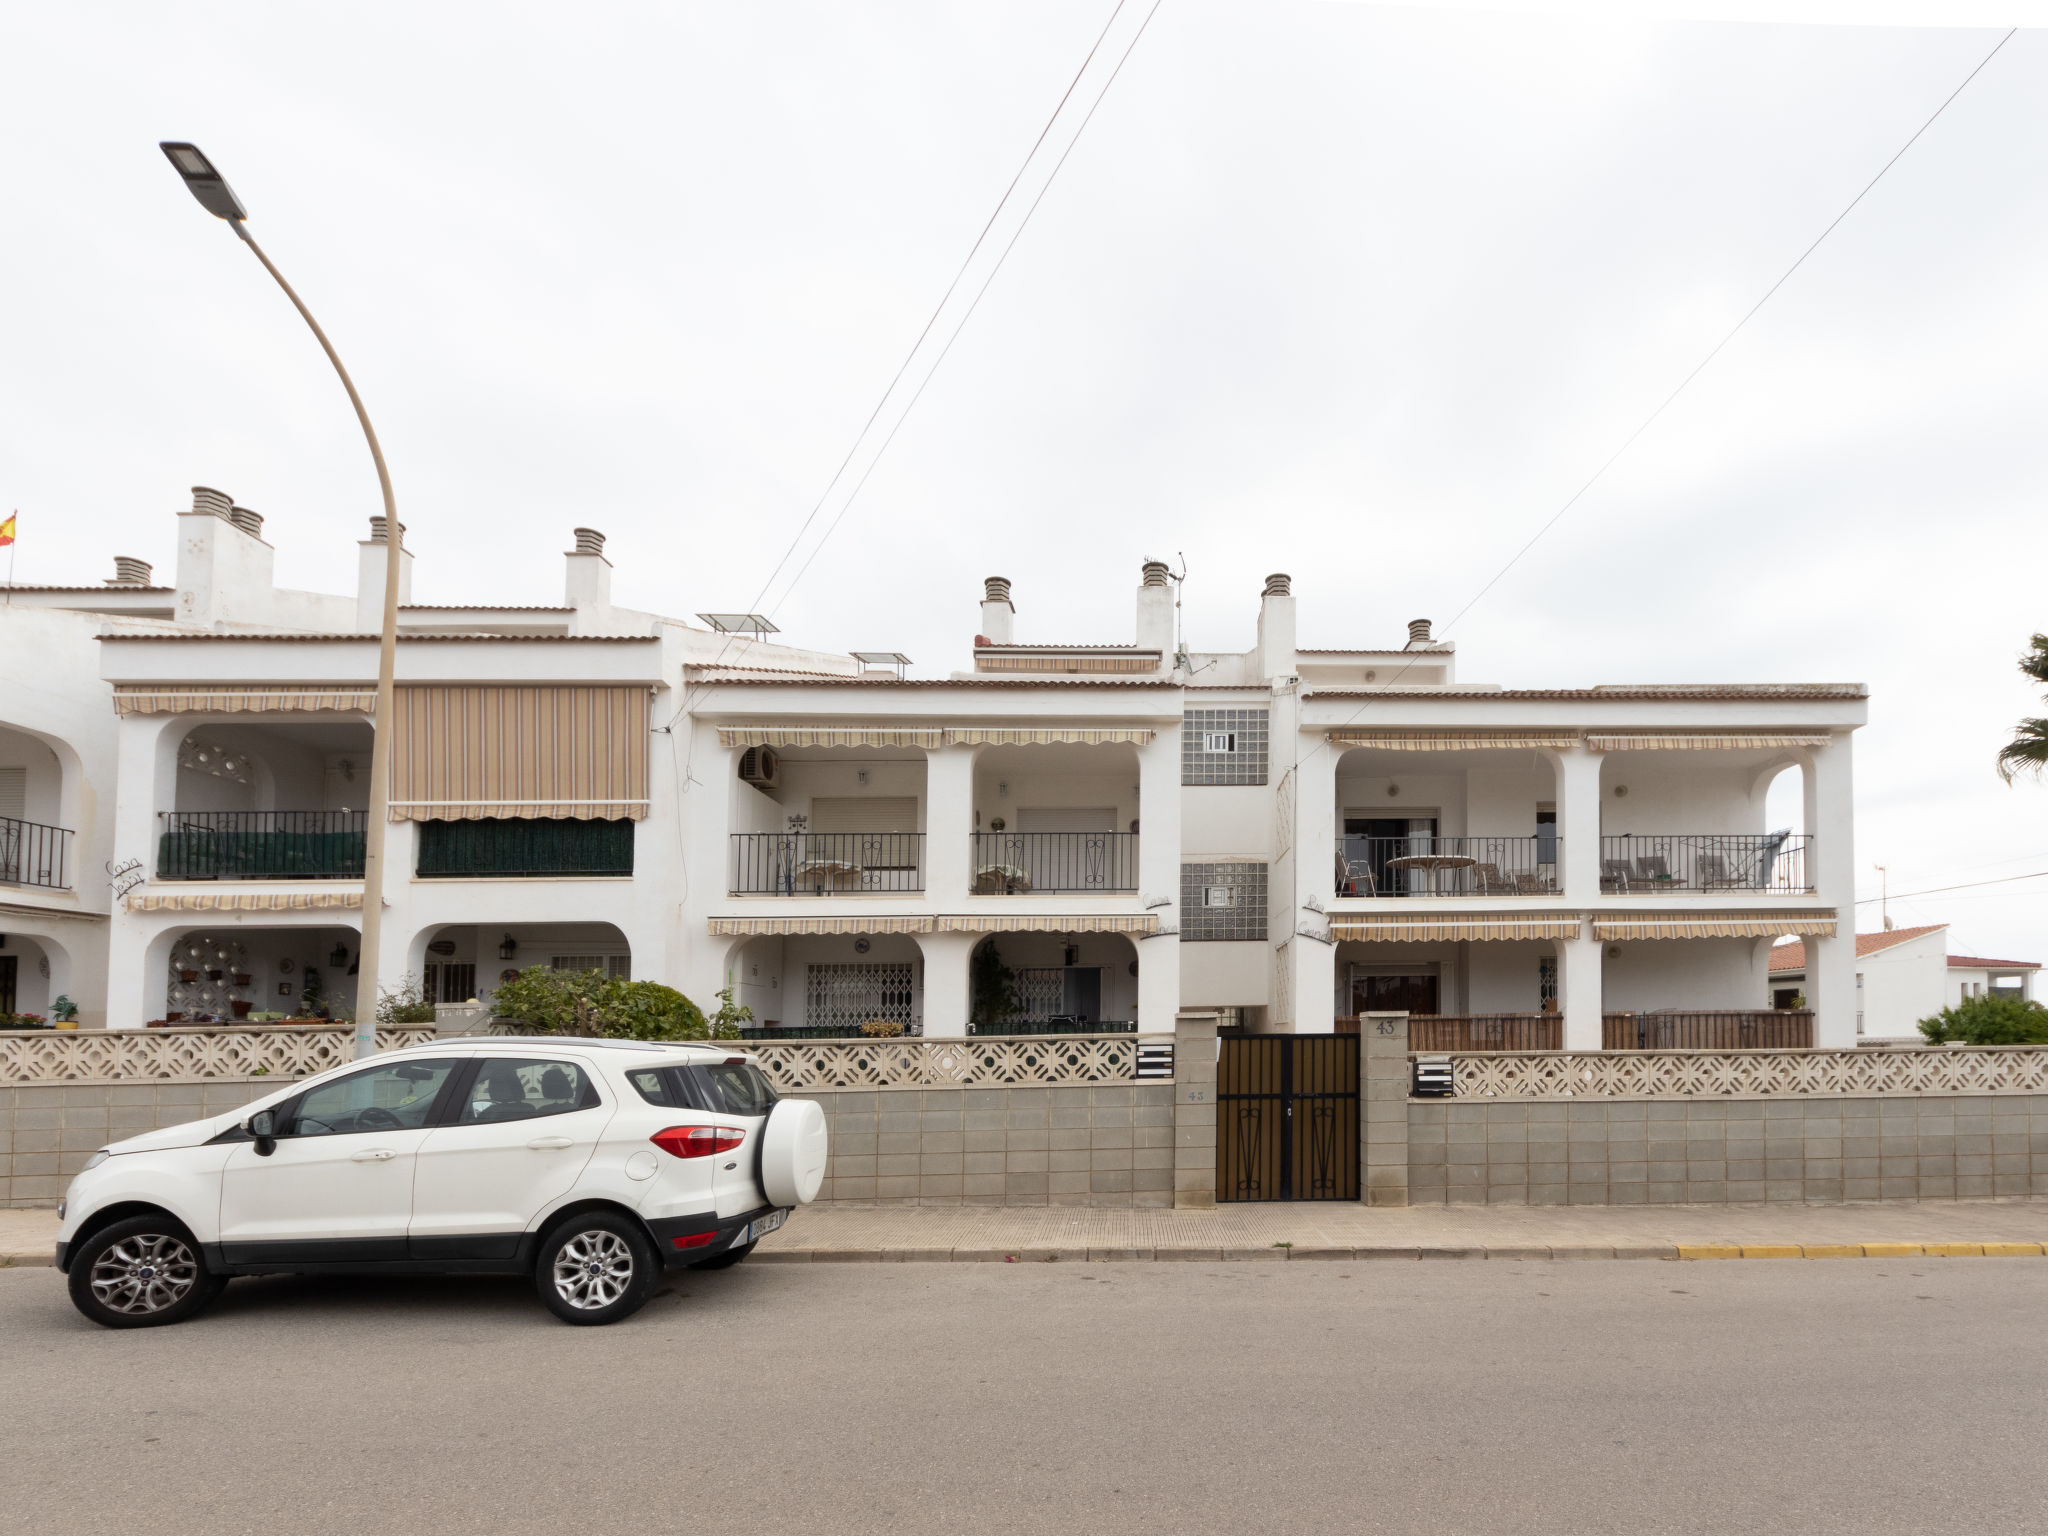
xmin=1182 ymin=708 xmax=1269 ymax=786
xmin=1217 ymin=1036 xmax=1359 ymax=1201
xmin=1180 ymin=862 xmax=1268 ymax=941
xmin=805 ymin=962 xmax=915 ymax=1034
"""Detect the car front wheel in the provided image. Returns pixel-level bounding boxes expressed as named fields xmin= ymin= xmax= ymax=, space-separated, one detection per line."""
xmin=534 ymin=1213 xmax=658 ymax=1326
xmin=67 ymin=1215 xmax=227 ymax=1330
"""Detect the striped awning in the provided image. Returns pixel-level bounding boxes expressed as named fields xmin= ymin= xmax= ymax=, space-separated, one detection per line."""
xmin=946 ymin=728 xmax=1154 ymax=747
xmin=1330 ymin=914 xmax=1582 ymax=942
xmin=708 ymin=915 xmax=935 ymax=937
xmin=1592 ymin=911 xmax=1838 ymax=940
xmin=1326 ymin=729 xmax=1578 ymax=750
xmin=127 ymin=890 xmax=364 ymax=913
xmin=936 ymin=913 xmax=1161 ymax=935
xmin=113 ymin=685 xmax=376 ymax=716
xmin=718 ymin=727 xmax=947 ymax=749
xmin=1585 ymin=731 xmax=1831 ymax=752
xmin=391 ymin=685 xmax=651 ymax=821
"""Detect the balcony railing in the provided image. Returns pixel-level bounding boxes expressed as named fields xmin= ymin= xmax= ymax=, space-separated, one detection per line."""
xmin=417 ymin=817 xmax=633 ymax=878
xmin=1603 ymin=1010 xmax=1814 ymax=1050
xmin=157 ymin=811 xmax=365 ymax=880
xmin=1336 ymin=835 xmax=1557 ymax=898
xmin=729 ymin=832 xmax=925 ymax=895
xmin=1404 ymin=1014 xmax=1563 ymax=1052
xmin=1599 ymin=834 xmax=1810 ymax=894
xmin=0 ymin=816 xmax=73 ymax=890
xmin=970 ymin=831 xmax=1138 ymax=894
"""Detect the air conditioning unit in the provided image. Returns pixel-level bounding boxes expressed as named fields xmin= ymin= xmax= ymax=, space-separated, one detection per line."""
xmin=738 ymin=746 xmax=781 ymax=788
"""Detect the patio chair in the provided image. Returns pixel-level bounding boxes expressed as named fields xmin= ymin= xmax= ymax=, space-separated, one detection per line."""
xmin=1600 ymin=858 xmax=1634 ymax=894
xmin=1696 ymin=850 xmax=1738 ymax=888
xmin=1470 ymin=861 xmax=1511 ymax=895
xmin=1513 ymin=870 xmax=1555 ymax=895
xmin=1752 ymin=828 xmax=1794 ymax=890
xmin=1633 ymin=853 xmax=1673 ymax=886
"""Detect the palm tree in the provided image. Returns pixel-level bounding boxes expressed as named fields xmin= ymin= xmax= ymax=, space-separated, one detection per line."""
xmin=1997 ymin=633 xmax=2048 ymax=783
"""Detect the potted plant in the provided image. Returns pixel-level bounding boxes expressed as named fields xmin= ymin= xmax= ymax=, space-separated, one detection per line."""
xmin=859 ymin=1019 xmax=904 ymax=1038
xmin=231 ymin=971 xmax=252 ymax=987
xmin=179 ymin=969 xmax=199 ymax=983
xmin=230 ymin=1000 xmax=253 ymax=1019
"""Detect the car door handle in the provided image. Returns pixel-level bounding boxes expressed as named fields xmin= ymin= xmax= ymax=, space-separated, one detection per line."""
xmin=351 ymin=1148 xmax=398 ymax=1162
xmin=526 ymin=1136 xmax=575 ymax=1150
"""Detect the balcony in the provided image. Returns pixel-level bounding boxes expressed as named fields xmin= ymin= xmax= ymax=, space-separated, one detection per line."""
xmin=157 ymin=811 xmax=365 ymax=881
xmin=729 ymin=832 xmax=925 ymax=895
xmin=1599 ymin=834 xmax=1810 ymax=894
xmin=1337 ymin=835 xmax=1556 ymax=898
xmin=417 ymin=818 xmax=633 ymax=879
xmin=970 ymin=832 xmax=1138 ymax=894
xmin=0 ymin=816 xmax=73 ymax=890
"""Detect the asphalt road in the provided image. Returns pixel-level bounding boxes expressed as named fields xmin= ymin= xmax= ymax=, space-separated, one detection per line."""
xmin=5 ymin=1257 xmax=2045 ymax=1536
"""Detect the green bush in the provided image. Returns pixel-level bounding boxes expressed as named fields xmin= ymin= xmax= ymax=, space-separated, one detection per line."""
xmin=1917 ymin=992 xmax=2048 ymax=1045
xmin=490 ymin=967 xmax=718 ymax=1042
xmin=376 ymin=976 xmax=441 ymax=1025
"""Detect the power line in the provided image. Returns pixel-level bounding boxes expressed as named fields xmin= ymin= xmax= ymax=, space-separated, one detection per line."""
xmin=768 ymin=0 xmax=1167 ymax=617
xmin=1854 ymin=869 xmax=2048 ymax=904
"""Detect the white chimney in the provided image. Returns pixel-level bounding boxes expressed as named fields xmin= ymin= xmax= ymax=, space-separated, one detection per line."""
xmin=107 ymin=557 xmax=154 ymax=586
xmin=566 ymin=527 xmax=613 ymax=621
xmin=1257 ymin=572 xmax=1296 ymax=679
xmin=1135 ymin=560 xmax=1174 ymax=656
xmin=177 ymin=485 xmax=276 ymax=627
xmin=356 ymin=515 xmax=415 ymax=632
xmin=979 ymin=576 xmax=1015 ymax=645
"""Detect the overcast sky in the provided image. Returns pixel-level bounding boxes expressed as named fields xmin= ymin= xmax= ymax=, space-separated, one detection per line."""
xmin=4 ymin=2 xmax=2043 ymax=963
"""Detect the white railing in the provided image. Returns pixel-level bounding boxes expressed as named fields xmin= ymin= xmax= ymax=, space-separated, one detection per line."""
xmin=1446 ymin=1045 xmax=2048 ymax=1100
xmin=748 ymin=1034 xmax=1158 ymax=1092
xmin=0 ymin=1025 xmax=438 ymax=1084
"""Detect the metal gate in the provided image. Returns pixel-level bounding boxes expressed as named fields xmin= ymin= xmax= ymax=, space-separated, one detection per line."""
xmin=1217 ymin=1036 xmax=1359 ymax=1201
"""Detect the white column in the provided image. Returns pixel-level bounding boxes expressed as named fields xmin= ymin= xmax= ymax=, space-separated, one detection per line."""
xmin=1803 ymin=738 xmax=1858 ymax=1048
xmin=1558 ymin=927 xmax=1604 ymax=1051
xmin=1137 ymin=723 xmax=1182 ymax=912
xmin=919 ymin=931 xmax=974 ymax=1038
xmin=925 ymin=745 xmax=974 ymax=905
xmin=103 ymin=715 xmax=178 ymax=1029
xmin=1557 ymin=746 xmax=1603 ymax=903
xmin=1292 ymin=738 xmax=1339 ymax=1032
xmin=1289 ymin=936 xmax=1338 ymax=1035
xmin=1136 ymin=930 xmax=1182 ymax=1033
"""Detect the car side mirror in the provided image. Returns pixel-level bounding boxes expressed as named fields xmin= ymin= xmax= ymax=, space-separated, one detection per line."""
xmin=247 ymin=1109 xmax=277 ymax=1157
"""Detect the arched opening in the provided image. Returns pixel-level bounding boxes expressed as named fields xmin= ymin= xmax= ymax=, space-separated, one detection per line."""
xmin=972 ymin=744 xmax=1142 ymax=893
xmin=409 ymin=921 xmax=634 ymax=1012
xmin=967 ymin=932 xmax=1139 ymax=1034
xmin=0 ymin=929 xmax=70 ymax=1021
xmin=0 ymin=725 xmax=74 ymax=890
xmin=160 ymin=720 xmax=373 ymax=880
xmin=1332 ymin=745 xmax=1562 ymax=899
xmin=728 ymin=745 xmax=928 ymax=895
xmin=722 ymin=931 xmax=923 ymax=1038
xmin=153 ymin=923 xmax=362 ymax=1024
xmin=1595 ymin=748 xmax=1809 ymax=894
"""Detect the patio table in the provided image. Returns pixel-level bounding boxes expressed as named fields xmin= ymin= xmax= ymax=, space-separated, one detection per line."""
xmin=1385 ymin=852 xmax=1477 ymax=895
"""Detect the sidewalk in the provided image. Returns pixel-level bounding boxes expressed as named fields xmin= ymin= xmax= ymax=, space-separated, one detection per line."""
xmin=9 ymin=1201 xmax=2048 ymax=1268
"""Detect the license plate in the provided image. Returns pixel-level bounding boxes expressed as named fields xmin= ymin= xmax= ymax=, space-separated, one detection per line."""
xmin=745 ymin=1209 xmax=788 ymax=1244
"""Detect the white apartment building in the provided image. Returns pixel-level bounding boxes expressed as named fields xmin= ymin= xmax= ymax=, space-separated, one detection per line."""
xmin=0 ymin=486 xmax=1866 ymax=1047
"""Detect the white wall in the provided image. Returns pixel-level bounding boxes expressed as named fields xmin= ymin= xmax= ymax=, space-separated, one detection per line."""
xmin=1860 ymin=930 xmax=1949 ymax=1039
xmin=1596 ymin=753 xmax=1771 ymax=836
xmin=1181 ymin=786 xmax=1272 ymax=857
xmin=1603 ymin=939 xmax=1760 ymax=1012
xmin=1181 ymin=941 xmax=1270 ymax=1008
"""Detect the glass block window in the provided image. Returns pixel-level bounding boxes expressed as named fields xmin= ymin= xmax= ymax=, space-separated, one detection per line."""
xmin=1182 ymin=708 xmax=1268 ymax=786
xmin=1181 ymin=862 xmax=1267 ymax=941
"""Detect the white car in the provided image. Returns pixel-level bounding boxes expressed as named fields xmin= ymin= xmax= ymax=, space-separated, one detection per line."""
xmin=54 ymin=1036 xmax=828 ymax=1329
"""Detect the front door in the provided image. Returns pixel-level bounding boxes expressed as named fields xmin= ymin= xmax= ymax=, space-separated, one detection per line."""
xmin=1216 ymin=1037 xmax=1359 ymax=1201
xmin=218 ymin=1057 xmax=460 ymax=1262
xmin=409 ymin=1055 xmax=613 ymax=1258
xmin=0 ymin=955 xmax=14 ymax=1016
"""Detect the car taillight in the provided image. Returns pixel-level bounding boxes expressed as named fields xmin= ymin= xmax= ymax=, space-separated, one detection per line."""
xmin=670 ymin=1231 xmax=718 ymax=1250
xmin=650 ymin=1125 xmax=747 ymax=1159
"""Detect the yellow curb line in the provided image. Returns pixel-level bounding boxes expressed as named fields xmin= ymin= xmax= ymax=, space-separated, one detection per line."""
xmin=1677 ymin=1242 xmax=2046 ymax=1260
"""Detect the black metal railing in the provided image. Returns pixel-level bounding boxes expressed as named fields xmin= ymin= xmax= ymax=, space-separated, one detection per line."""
xmin=1335 ymin=835 xmax=1557 ymax=898
xmin=417 ymin=817 xmax=633 ymax=878
xmin=970 ymin=832 xmax=1139 ymax=894
xmin=729 ymin=832 xmax=925 ymax=895
xmin=1598 ymin=833 xmax=1810 ymax=894
xmin=157 ymin=810 xmax=366 ymax=880
xmin=0 ymin=816 xmax=73 ymax=890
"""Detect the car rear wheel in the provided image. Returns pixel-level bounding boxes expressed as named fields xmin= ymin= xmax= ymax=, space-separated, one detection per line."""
xmin=534 ymin=1213 xmax=658 ymax=1326
xmin=694 ymin=1240 xmax=755 ymax=1271
xmin=67 ymin=1215 xmax=227 ymax=1330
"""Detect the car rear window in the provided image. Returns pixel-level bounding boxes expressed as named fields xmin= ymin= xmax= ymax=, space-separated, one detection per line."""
xmin=626 ymin=1060 xmax=778 ymax=1116
xmin=627 ymin=1068 xmax=681 ymax=1107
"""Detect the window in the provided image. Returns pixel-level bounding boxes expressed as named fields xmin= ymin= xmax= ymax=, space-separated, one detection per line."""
xmin=628 ymin=1068 xmax=682 ymax=1107
xmin=456 ymin=1057 xmax=600 ymax=1124
xmin=1181 ymin=862 xmax=1267 ymax=941
xmin=694 ymin=1061 xmax=777 ymax=1116
xmin=287 ymin=1059 xmax=456 ymax=1137
xmin=1182 ymin=709 xmax=1268 ymax=786
xmin=806 ymin=962 xmax=914 ymax=1033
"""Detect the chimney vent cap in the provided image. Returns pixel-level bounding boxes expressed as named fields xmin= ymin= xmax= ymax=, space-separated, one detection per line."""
xmin=572 ymin=527 xmax=606 ymax=555
xmin=1140 ymin=560 xmax=1171 ymax=589
xmin=228 ymin=505 xmax=263 ymax=536
xmin=190 ymin=486 xmax=232 ymax=518
xmin=1263 ymin=573 xmax=1291 ymax=597
xmin=368 ymin=516 xmax=407 ymax=545
xmin=983 ymin=576 xmax=1012 ymax=605
xmin=1406 ymin=618 xmax=1433 ymax=647
xmin=108 ymin=556 xmax=153 ymax=586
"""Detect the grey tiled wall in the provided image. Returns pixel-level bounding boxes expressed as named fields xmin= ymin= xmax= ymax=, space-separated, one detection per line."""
xmin=1407 ymin=1095 xmax=2048 ymax=1205
xmin=786 ymin=1084 xmax=1177 ymax=1207
xmin=1 ymin=1080 xmax=275 ymax=1208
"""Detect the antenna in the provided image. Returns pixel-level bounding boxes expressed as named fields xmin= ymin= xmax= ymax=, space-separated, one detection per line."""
xmin=1171 ymin=552 xmax=1189 ymax=672
xmin=1875 ymin=864 xmax=1891 ymax=930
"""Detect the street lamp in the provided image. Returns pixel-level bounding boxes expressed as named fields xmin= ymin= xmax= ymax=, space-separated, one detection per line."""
xmin=160 ymin=141 xmax=402 ymax=1061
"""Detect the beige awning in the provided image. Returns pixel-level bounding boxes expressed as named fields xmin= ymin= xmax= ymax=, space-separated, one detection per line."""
xmin=1585 ymin=732 xmax=1831 ymax=751
xmin=936 ymin=913 xmax=1161 ymax=935
xmin=127 ymin=890 xmax=364 ymax=913
xmin=708 ymin=915 xmax=935 ymax=936
xmin=1592 ymin=911 xmax=1837 ymax=940
xmin=391 ymin=686 xmax=650 ymax=821
xmin=945 ymin=728 xmax=1155 ymax=747
xmin=718 ymin=727 xmax=947 ymax=749
xmin=1326 ymin=730 xmax=1578 ymax=750
xmin=1331 ymin=914 xmax=1582 ymax=942
xmin=113 ymin=686 xmax=376 ymax=716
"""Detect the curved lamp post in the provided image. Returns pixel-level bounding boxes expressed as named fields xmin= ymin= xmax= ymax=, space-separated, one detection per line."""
xmin=160 ymin=142 xmax=400 ymax=1060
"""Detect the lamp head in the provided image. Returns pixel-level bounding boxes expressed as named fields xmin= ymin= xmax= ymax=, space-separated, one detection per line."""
xmin=159 ymin=141 xmax=248 ymax=221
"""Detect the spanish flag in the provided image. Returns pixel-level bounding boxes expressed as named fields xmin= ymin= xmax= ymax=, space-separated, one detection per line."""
xmin=0 ymin=514 xmax=14 ymax=547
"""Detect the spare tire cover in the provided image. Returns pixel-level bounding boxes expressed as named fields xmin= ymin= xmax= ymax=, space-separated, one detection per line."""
xmin=760 ymin=1097 xmax=829 ymax=1206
